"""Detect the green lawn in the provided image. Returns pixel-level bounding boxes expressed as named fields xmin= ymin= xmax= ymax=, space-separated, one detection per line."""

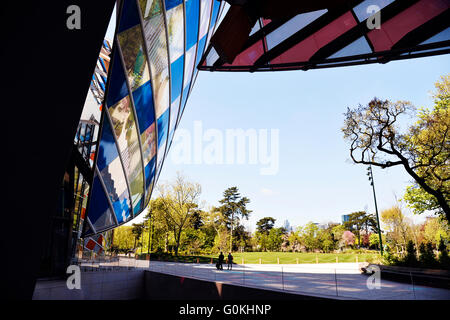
xmin=205 ymin=252 xmax=381 ymax=264
xmin=141 ymin=251 xmax=381 ymax=264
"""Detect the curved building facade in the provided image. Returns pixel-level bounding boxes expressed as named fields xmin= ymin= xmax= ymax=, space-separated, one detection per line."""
xmin=84 ymin=0 xmax=223 ymax=236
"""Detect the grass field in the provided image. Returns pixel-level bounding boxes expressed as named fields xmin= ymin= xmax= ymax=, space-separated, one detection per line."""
xmin=205 ymin=252 xmax=381 ymax=264
xmin=145 ymin=251 xmax=381 ymax=264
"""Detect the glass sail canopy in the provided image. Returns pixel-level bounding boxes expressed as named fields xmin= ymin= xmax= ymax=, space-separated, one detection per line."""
xmin=199 ymin=0 xmax=450 ymax=72
xmin=84 ymin=0 xmax=222 ymax=236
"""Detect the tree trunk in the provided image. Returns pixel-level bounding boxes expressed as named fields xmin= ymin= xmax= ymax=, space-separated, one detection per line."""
xmin=175 ymin=229 xmax=183 ymax=256
xmin=164 ymin=232 xmax=168 ymax=252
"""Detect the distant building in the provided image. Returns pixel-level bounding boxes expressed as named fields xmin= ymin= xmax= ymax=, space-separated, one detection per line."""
xmin=341 ymin=215 xmax=350 ymax=224
xmin=312 ymin=222 xmax=328 ymax=230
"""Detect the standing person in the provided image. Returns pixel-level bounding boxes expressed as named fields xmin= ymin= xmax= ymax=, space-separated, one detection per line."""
xmin=227 ymin=252 xmax=233 ymax=270
xmin=218 ymin=251 xmax=224 ymax=270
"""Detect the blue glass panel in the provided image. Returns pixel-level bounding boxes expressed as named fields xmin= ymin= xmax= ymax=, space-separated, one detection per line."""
xmin=191 ymin=36 xmax=206 ymax=84
xmin=113 ymin=190 xmax=131 ymax=223
xmin=205 ymin=0 xmax=221 ymax=47
xmin=157 ymin=108 xmax=170 ymax=145
xmin=328 ymin=37 xmax=372 ymax=59
xmin=97 ymin=117 xmax=119 ymax=171
xmin=195 ymin=35 xmax=207 ymax=68
xmin=144 ymin=157 xmax=156 ymax=189
xmin=118 ymin=0 xmax=141 ymax=33
xmin=99 ymin=58 xmax=107 ymax=72
xmin=178 ymin=84 xmax=191 ymax=125
xmin=106 ymin=54 xmax=128 ymax=107
xmin=168 ymin=128 xmax=175 ymax=149
xmin=185 ymin=0 xmax=200 ymax=49
xmin=132 ymin=80 xmax=155 ymax=134
xmin=88 ymin=175 xmax=114 ymax=229
xmin=421 ymin=27 xmax=450 ymax=45
xmin=133 ymin=197 xmax=143 ymax=215
xmin=170 ymin=55 xmax=184 ymax=102
xmin=209 ymin=0 xmax=220 ymax=28
xmin=165 ymin=0 xmax=183 ymax=11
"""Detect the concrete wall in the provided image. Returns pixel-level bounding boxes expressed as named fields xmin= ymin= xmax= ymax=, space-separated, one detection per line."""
xmin=33 ymin=269 xmax=328 ymax=300
xmin=33 ymin=269 xmax=145 ymax=300
xmin=144 ymin=271 xmax=325 ymax=300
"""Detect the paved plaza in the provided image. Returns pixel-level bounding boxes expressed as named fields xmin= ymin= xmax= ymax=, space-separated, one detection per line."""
xmin=81 ymin=258 xmax=450 ymax=300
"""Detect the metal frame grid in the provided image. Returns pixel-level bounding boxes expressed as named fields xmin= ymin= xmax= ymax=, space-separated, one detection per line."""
xmin=198 ymin=0 xmax=450 ymax=72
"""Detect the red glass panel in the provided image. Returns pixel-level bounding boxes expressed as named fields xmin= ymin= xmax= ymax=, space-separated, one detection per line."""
xmin=262 ymin=18 xmax=271 ymax=26
xmin=272 ymin=11 xmax=357 ymax=65
xmin=223 ymin=40 xmax=265 ymax=66
xmin=86 ymin=239 xmax=96 ymax=251
xmin=367 ymin=0 xmax=448 ymax=51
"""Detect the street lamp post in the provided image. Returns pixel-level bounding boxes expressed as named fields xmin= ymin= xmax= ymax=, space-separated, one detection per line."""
xmin=367 ymin=164 xmax=383 ymax=255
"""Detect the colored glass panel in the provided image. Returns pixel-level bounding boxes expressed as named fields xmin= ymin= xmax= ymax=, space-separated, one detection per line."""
xmin=88 ymin=175 xmax=115 ymax=231
xmin=108 ymin=96 xmax=144 ymax=213
xmin=118 ymin=25 xmax=151 ymax=90
xmin=140 ymin=0 xmax=171 ymax=121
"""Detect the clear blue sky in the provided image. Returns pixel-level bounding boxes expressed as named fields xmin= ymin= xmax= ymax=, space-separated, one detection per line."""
xmin=109 ymin=8 xmax=450 ymax=231
xmin=155 ymin=54 xmax=449 ymax=232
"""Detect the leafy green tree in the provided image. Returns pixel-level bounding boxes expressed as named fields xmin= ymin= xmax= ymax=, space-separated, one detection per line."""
xmin=256 ymin=217 xmax=276 ymax=235
xmin=403 ymin=76 xmax=449 ymax=219
xmin=233 ymin=224 xmax=251 ymax=251
xmin=438 ymin=237 xmax=450 ymax=269
xmin=331 ymin=224 xmax=346 ymax=250
xmin=424 ymin=217 xmax=450 ymax=246
xmin=344 ymin=211 xmax=377 ymax=248
xmin=158 ymin=173 xmax=202 ymax=256
xmin=369 ymin=233 xmax=380 ymax=250
xmin=318 ymin=229 xmax=335 ymax=252
xmin=267 ymin=227 xmax=284 ymax=251
xmin=301 ymin=222 xmax=320 ymax=252
xmin=381 ymin=206 xmax=411 ymax=249
xmin=342 ymin=75 xmax=450 ymax=220
xmin=288 ymin=228 xmax=303 ymax=252
xmin=419 ymin=242 xmax=437 ymax=267
xmin=131 ymin=222 xmax=145 ymax=252
xmin=254 ymin=232 xmax=269 ymax=251
xmin=382 ymin=244 xmax=399 ymax=265
xmin=202 ymin=208 xmax=227 ymax=253
xmin=402 ymin=240 xmax=418 ymax=267
xmin=216 ymin=187 xmax=252 ymax=252
xmin=145 ymin=198 xmax=175 ymax=253
xmin=191 ymin=209 xmax=204 ymax=230
xmin=112 ymin=226 xmax=135 ymax=253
